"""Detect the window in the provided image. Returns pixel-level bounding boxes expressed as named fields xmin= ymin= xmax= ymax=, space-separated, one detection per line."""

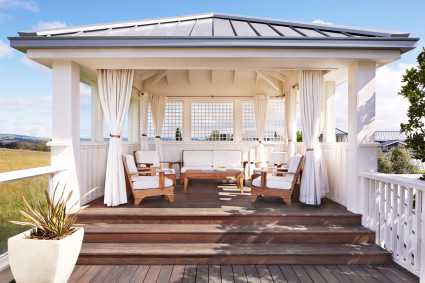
xmin=242 ymin=101 xmax=285 ymax=141
xmin=242 ymin=102 xmax=257 ymax=141
xmin=80 ymin=83 xmax=91 ymax=141
xmin=146 ymin=102 xmax=183 ymax=141
xmin=191 ymin=102 xmax=234 ymax=141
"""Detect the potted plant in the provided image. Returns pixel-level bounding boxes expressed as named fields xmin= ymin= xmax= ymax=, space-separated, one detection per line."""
xmin=8 ymin=184 xmax=96 ymax=283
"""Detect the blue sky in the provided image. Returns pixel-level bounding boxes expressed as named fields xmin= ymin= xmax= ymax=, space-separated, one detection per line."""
xmin=0 ymin=0 xmax=424 ymax=138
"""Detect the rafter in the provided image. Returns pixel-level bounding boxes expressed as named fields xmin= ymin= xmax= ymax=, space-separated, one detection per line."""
xmin=233 ymin=70 xmax=237 ymax=86
xmin=146 ymin=70 xmax=168 ymax=88
xmin=256 ymin=71 xmax=281 ymax=92
xmin=138 ymin=70 xmax=159 ymax=82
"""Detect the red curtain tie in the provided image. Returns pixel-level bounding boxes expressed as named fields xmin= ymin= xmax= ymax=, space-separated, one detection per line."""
xmin=110 ymin=134 xmax=120 ymax=138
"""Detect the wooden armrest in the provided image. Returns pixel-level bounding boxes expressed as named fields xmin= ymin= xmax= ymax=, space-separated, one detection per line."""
xmin=276 ymin=168 xmax=289 ymax=172
xmin=136 ymin=162 xmax=154 ymax=166
xmin=257 ymin=169 xmax=295 ymax=175
xmin=129 ymin=170 xmax=165 ymax=175
xmin=160 ymin=161 xmax=180 ymax=164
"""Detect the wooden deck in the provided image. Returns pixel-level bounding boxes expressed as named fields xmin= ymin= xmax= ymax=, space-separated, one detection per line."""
xmin=69 ymin=264 xmax=419 ymax=283
xmin=77 ymin=180 xmax=397 ymax=270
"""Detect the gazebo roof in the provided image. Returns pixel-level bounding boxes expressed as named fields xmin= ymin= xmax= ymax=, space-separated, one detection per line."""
xmin=9 ymin=13 xmax=418 ymax=53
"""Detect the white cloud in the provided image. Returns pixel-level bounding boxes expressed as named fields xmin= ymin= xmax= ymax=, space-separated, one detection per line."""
xmin=0 ymin=40 xmax=13 ymax=58
xmin=32 ymin=20 xmax=66 ymax=30
xmin=0 ymin=0 xmax=39 ymax=12
xmin=13 ymin=122 xmax=51 ymax=138
xmin=0 ymin=97 xmax=34 ymax=111
xmin=312 ymin=19 xmax=334 ymax=25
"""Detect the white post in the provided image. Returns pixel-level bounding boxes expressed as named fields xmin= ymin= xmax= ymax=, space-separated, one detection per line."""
xmin=347 ymin=61 xmax=377 ymax=214
xmin=128 ymin=91 xmax=140 ymax=143
xmin=91 ymin=80 xmax=103 ymax=141
xmin=323 ymin=81 xmax=336 ymax=143
xmin=183 ymin=99 xmax=191 ymax=142
xmin=49 ymin=60 xmax=81 ymax=206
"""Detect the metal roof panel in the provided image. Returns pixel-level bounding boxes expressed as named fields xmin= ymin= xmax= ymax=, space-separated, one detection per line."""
xmin=231 ymin=20 xmax=258 ymax=36
xmin=271 ymin=25 xmax=303 ymax=37
xmin=190 ymin=18 xmax=213 ymax=36
xmin=167 ymin=20 xmax=196 ymax=36
xmin=251 ymin=23 xmax=280 ymax=37
xmin=213 ymin=18 xmax=235 ymax=36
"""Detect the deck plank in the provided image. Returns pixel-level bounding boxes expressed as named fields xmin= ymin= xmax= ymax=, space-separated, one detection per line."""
xmin=221 ymin=265 xmax=235 ymax=283
xmin=360 ymin=265 xmax=391 ymax=283
xmin=130 ymin=265 xmax=150 ymax=283
xmin=314 ymin=265 xmax=339 ymax=283
xmin=302 ymin=265 xmax=326 ymax=283
xmin=196 ymin=265 xmax=209 ymax=283
xmin=169 ymin=265 xmax=185 ymax=283
xmin=374 ymin=265 xmax=418 ymax=283
xmin=144 ymin=265 xmax=162 ymax=283
xmin=208 ymin=265 xmax=221 ymax=283
xmin=104 ymin=265 xmax=126 ymax=283
xmin=68 ymin=265 xmax=91 ymax=282
xmin=243 ymin=265 xmax=260 ymax=283
xmin=156 ymin=265 xmax=174 ymax=283
xmin=116 ymin=265 xmax=139 ymax=283
xmin=182 ymin=265 xmax=197 ymax=283
xmin=90 ymin=265 xmax=114 ymax=283
xmin=337 ymin=264 xmax=367 ymax=283
xmin=77 ymin=265 xmax=103 ymax=283
xmin=349 ymin=265 xmax=378 ymax=283
xmin=280 ymin=265 xmax=301 ymax=283
xmin=255 ymin=265 xmax=273 ymax=283
xmin=232 ymin=265 xmax=247 ymax=283
xmin=267 ymin=265 xmax=287 ymax=283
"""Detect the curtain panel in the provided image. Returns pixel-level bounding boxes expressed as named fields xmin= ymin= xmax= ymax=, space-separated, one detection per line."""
xmin=253 ymin=95 xmax=269 ymax=165
xmin=285 ymin=87 xmax=297 ymax=163
xmin=98 ymin=69 xmax=134 ymax=207
xmin=299 ymin=70 xmax=329 ymax=205
xmin=150 ymin=93 xmax=167 ymax=161
xmin=140 ymin=93 xmax=150 ymax=151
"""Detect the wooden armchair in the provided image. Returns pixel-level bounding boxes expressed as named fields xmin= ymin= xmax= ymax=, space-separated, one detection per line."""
xmin=133 ymin=150 xmax=179 ymax=185
xmin=122 ymin=154 xmax=174 ymax=205
xmin=251 ymin=154 xmax=304 ymax=205
xmin=252 ymin=151 xmax=288 ymax=180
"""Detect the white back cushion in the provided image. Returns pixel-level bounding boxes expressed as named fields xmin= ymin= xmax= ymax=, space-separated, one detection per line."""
xmin=286 ymin=154 xmax=302 ymax=183
xmin=123 ymin=154 xmax=138 ymax=181
xmin=184 ymin=151 xmax=213 ymax=167
xmin=213 ymin=151 xmax=242 ymax=168
xmin=269 ymin=152 xmax=287 ymax=165
xmin=135 ymin=151 xmax=160 ymax=167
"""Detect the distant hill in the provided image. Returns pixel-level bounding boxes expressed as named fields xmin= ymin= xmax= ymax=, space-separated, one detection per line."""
xmin=0 ymin=134 xmax=50 ymax=144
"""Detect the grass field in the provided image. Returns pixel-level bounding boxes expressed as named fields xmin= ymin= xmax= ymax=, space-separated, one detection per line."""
xmin=0 ymin=149 xmax=50 ymax=254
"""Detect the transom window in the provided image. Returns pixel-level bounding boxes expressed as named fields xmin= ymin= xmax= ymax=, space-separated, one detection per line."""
xmin=146 ymin=102 xmax=183 ymax=141
xmin=191 ymin=102 xmax=234 ymax=141
xmin=242 ymin=101 xmax=285 ymax=141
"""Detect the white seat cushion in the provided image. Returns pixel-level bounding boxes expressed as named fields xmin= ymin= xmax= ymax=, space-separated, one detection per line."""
xmin=164 ymin=168 xmax=175 ymax=175
xmin=269 ymin=152 xmax=287 ymax=165
xmin=212 ymin=151 xmax=242 ymax=168
xmin=135 ymin=151 xmax=160 ymax=167
xmin=132 ymin=176 xmax=173 ymax=190
xmin=123 ymin=154 xmax=139 ymax=181
xmin=213 ymin=166 xmax=244 ymax=172
xmin=181 ymin=166 xmax=213 ymax=173
xmin=252 ymin=176 xmax=292 ymax=190
xmin=286 ymin=154 xmax=302 ymax=183
xmin=183 ymin=151 xmax=213 ymax=167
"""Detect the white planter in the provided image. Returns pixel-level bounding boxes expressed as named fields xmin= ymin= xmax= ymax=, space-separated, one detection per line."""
xmin=8 ymin=228 xmax=84 ymax=283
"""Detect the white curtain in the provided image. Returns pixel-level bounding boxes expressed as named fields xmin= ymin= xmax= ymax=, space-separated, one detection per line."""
xmin=299 ymin=70 xmax=329 ymax=205
xmin=140 ymin=93 xmax=150 ymax=151
xmin=254 ymin=95 xmax=269 ymax=165
xmin=98 ymin=69 xmax=134 ymax=207
xmin=285 ymin=87 xmax=297 ymax=163
xmin=150 ymin=93 xmax=167 ymax=161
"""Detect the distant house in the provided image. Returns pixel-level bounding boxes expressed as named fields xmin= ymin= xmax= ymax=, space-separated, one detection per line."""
xmin=319 ymin=128 xmax=348 ymax=142
xmin=374 ymin=131 xmax=408 ymax=152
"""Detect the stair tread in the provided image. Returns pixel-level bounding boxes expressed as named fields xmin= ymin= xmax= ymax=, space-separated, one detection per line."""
xmin=83 ymin=223 xmax=373 ymax=234
xmin=80 ymin=243 xmax=390 ymax=256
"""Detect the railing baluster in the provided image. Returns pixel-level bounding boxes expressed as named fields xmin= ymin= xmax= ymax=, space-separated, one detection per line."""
xmin=391 ymin=184 xmax=398 ymax=254
xmin=385 ymin=182 xmax=392 ymax=250
xmin=421 ymin=190 xmax=425 ymax=280
xmin=406 ymin=187 xmax=413 ymax=266
xmin=374 ymin=179 xmax=380 ymax=244
xmin=398 ymin=186 xmax=406 ymax=261
xmin=414 ymin=190 xmax=422 ymax=270
xmin=368 ymin=178 xmax=374 ymax=229
xmin=380 ymin=181 xmax=385 ymax=248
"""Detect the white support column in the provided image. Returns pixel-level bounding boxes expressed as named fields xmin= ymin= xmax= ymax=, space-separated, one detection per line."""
xmin=234 ymin=100 xmax=242 ymax=142
xmin=91 ymin=80 xmax=103 ymax=141
xmin=347 ymin=61 xmax=377 ymax=213
xmin=183 ymin=99 xmax=191 ymax=142
xmin=49 ymin=60 xmax=81 ymax=206
xmin=323 ymin=81 xmax=336 ymax=143
xmin=128 ymin=91 xmax=140 ymax=143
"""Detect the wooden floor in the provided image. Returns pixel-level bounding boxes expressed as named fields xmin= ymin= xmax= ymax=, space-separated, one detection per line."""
xmin=69 ymin=264 xmax=419 ymax=283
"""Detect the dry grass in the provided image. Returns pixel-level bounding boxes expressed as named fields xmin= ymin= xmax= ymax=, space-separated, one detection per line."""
xmin=0 ymin=149 xmax=50 ymax=254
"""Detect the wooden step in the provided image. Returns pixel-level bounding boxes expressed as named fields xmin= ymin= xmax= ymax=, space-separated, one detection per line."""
xmin=77 ymin=208 xmax=362 ymax=225
xmin=83 ymin=223 xmax=375 ymax=244
xmin=78 ymin=243 xmax=392 ymax=265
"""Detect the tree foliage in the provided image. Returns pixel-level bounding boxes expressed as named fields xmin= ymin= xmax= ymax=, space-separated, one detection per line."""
xmin=296 ymin=131 xmax=303 ymax=142
xmin=377 ymin=146 xmax=419 ymax=174
xmin=399 ymin=47 xmax=425 ymax=179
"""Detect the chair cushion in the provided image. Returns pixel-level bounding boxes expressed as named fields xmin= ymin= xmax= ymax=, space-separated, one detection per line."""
xmin=269 ymin=152 xmax=287 ymax=165
xmin=123 ymin=154 xmax=139 ymax=181
xmin=252 ymin=176 xmax=292 ymax=190
xmin=135 ymin=151 xmax=160 ymax=167
xmin=164 ymin=169 xmax=175 ymax=175
xmin=183 ymin=151 xmax=212 ymax=167
xmin=286 ymin=154 xmax=302 ymax=183
xmin=213 ymin=166 xmax=244 ymax=172
xmin=212 ymin=151 xmax=242 ymax=168
xmin=181 ymin=166 xmax=213 ymax=173
xmin=132 ymin=176 xmax=173 ymax=190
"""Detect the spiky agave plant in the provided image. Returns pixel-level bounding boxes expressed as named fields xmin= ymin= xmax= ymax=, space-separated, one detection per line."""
xmin=10 ymin=184 xmax=97 ymax=239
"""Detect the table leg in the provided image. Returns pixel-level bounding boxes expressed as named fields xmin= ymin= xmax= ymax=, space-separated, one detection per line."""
xmin=184 ymin=177 xmax=189 ymax=193
xmin=239 ymin=174 xmax=244 ymax=193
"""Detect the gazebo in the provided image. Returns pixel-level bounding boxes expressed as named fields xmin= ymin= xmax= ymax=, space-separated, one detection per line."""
xmin=7 ymin=13 xmax=424 ymax=278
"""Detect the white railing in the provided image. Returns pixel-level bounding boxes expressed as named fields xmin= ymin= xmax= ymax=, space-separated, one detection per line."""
xmin=0 ymin=166 xmax=67 ymax=185
xmin=360 ymin=172 xmax=425 ymax=277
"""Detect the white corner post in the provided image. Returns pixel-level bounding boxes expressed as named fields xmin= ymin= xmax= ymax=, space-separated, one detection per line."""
xmin=323 ymin=81 xmax=336 ymax=143
xmin=128 ymin=91 xmax=141 ymax=143
xmin=50 ymin=60 xmax=81 ymax=206
xmin=91 ymin=80 xmax=103 ymax=141
xmin=347 ymin=61 xmax=377 ymax=213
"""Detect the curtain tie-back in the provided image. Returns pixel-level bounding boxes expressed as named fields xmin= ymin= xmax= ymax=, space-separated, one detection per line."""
xmin=258 ymin=141 xmax=262 ymax=144
xmin=141 ymin=134 xmax=147 ymax=137
xmin=155 ymin=136 xmax=161 ymax=139
xmin=288 ymin=139 xmax=292 ymax=142
xmin=306 ymin=148 xmax=314 ymax=151
xmin=109 ymin=134 xmax=120 ymax=138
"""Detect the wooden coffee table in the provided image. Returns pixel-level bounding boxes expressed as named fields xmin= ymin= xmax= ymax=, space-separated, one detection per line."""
xmin=183 ymin=170 xmax=245 ymax=193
